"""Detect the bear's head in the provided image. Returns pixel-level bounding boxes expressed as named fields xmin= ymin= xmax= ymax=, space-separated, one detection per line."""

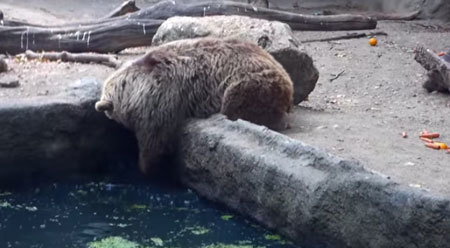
xmin=95 ymin=64 xmax=127 ymax=120
xmin=95 ymin=49 xmax=178 ymax=127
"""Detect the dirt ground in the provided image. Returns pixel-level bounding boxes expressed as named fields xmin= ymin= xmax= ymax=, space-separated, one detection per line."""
xmin=1 ymin=1 xmax=450 ymax=196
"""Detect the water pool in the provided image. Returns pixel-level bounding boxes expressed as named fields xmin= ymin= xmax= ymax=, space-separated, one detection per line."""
xmin=0 ymin=178 xmax=297 ymax=248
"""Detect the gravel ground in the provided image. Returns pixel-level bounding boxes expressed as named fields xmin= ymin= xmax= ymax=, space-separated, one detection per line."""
xmin=287 ymin=21 xmax=450 ymax=196
xmin=1 ymin=1 xmax=450 ymax=196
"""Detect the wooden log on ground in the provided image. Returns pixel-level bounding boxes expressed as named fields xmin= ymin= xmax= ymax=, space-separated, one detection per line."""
xmin=0 ymin=19 xmax=163 ymax=55
xmin=2 ymin=1 xmax=378 ymax=31
xmin=22 ymin=50 xmax=121 ymax=68
xmin=129 ymin=0 xmax=377 ymax=31
xmin=414 ymin=46 xmax=450 ymax=93
xmin=0 ymin=0 xmax=377 ymax=55
xmin=370 ymin=10 xmax=421 ymax=21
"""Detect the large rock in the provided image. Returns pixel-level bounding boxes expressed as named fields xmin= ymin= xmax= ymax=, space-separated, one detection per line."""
xmin=0 ymin=78 xmax=137 ymax=186
xmin=180 ymin=114 xmax=450 ymax=248
xmin=152 ymin=15 xmax=319 ymax=105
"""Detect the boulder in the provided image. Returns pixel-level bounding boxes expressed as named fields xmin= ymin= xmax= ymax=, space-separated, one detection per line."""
xmin=152 ymin=15 xmax=319 ymax=105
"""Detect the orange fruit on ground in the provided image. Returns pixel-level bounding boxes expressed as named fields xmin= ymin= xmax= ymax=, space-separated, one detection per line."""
xmin=369 ymin=37 xmax=377 ymax=46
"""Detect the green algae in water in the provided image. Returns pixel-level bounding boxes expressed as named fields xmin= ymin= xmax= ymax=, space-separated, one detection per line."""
xmin=88 ymin=236 xmax=142 ymax=248
xmin=190 ymin=226 xmax=210 ymax=235
xmin=264 ymin=234 xmax=281 ymax=241
xmin=150 ymin=237 xmax=164 ymax=246
xmin=89 ymin=237 xmax=265 ymax=248
xmin=221 ymin=215 xmax=234 ymax=221
xmin=0 ymin=180 xmax=300 ymax=248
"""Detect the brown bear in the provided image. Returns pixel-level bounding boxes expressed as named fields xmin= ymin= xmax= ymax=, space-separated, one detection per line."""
xmin=95 ymin=37 xmax=294 ymax=174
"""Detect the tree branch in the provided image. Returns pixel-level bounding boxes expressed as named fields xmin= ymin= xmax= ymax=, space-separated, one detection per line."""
xmin=22 ymin=50 xmax=122 ymax=68
xmin=301 ymin=31 xmax=387 ymax=43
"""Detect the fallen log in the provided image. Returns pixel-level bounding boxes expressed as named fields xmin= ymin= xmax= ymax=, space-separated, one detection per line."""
xmin=22 ymin=50 xmax=121 ymax=68
xmin=0 ymin=0 xmax=377 ymax=55
xmin=0 ymin=19 xmax=162 ymax=55
xmin=129 ymin=0 xmax=377 ymax=31
xmin=321 ymin=10 xmax=421 ymax=21
xmin=370 ymin=10 xmax=421 ymax=21
xmin=414 ymin=46 xmax=450 ymax=93
xmin=3 ymin=1 xmax=378 ymax=31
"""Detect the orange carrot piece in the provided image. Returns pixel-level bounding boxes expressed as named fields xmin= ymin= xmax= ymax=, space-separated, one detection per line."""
xmin=438 ymin=52 xmax=446 ymax=56
xmin=420 ymin=133 xmax=440 ymax=139
xmin=425 ymin=143 xmax=441 ymax=150
xmin=420 ymin=137 xmax=434 ymax=143
xmin=434 ymin=142 xmax=448 ymax=150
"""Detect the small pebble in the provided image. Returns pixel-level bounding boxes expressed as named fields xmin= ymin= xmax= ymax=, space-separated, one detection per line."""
xmin=404 ymin=162 xmax=415 ymax=166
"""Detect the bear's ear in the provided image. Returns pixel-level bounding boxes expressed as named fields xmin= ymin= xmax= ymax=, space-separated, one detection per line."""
xmin=134 ymin=50 xmax=174 ymax=68
xmin=95 ymin=100 xmax=113 ymax=112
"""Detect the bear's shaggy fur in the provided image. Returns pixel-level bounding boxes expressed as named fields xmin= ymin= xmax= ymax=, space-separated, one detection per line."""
xmin=95 ymin=38 xmax=294 ymax=174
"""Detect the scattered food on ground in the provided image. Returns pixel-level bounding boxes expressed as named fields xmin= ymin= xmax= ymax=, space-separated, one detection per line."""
xmin=419 ymin=130 xmax=448 ymax=151
xmin=420 ymin=132 xmax=440 ymax=139
xmin=420 ymin=137 xmax=434 ymax=143
xmin=402 ymin=131 xmax=408 ymax=138
xmin=425 ymin=142 xmax=441 ymax=150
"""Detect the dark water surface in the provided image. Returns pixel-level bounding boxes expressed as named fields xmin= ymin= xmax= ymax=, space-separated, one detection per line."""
xmin=0 ymin=177 xmax=298 ymax=248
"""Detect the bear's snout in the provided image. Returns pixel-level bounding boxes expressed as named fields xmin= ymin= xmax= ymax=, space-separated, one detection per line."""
xmin=95 ymin=100 xmax=113 ymax=112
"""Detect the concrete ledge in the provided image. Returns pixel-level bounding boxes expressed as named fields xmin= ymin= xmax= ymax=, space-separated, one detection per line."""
xmin=180 ymin=115 xmax=450 ymax=248
xmin=0 ymin=78 xmax=137 ymax=185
